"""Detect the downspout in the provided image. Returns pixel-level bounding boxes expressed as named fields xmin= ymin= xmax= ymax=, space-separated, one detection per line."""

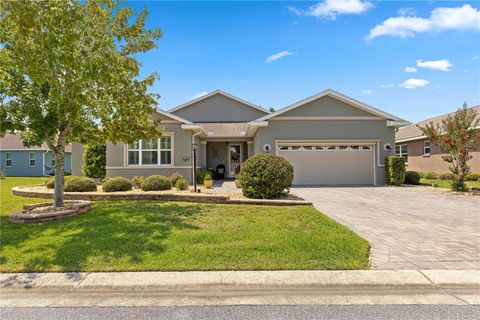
xmin=42 ymin=150 xmax=48 ymax=176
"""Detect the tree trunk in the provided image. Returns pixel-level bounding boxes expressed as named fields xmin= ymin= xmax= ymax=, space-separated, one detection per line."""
xmin=53 ymin=149 xmax=65 ymax=207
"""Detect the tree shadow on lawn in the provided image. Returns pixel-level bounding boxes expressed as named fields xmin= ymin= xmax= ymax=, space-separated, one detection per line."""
xmin=0 ymin=201 xmax=201 ymax=272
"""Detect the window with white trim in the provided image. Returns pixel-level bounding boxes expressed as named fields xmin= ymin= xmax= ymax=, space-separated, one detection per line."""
xmin=278 ymin=145 xmax=373 ymax=151
xmin=128 ymin=136 xmax=173 ymax=166
xmin=29 ymin=152 xmax=36 ymax=167
xmin=423 ymin=140 xmax=430 ymax=155
xmin=5 ymin=152 xmax=12 ymax=167
xmin=395 ymin=144 xmax=408 ymax=162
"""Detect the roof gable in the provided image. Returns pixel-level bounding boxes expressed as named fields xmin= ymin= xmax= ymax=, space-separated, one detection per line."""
xmin=169 ymin=90 xmax=269 ymax=123
xmin=255 ymin=89 xmax=405 ymax=122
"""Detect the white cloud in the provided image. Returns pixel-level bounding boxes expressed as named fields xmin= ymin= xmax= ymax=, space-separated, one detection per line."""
xmin=416 ymin=59 xmax=452 ymax=71
xmin=405 ymin=66 xmax=417 ymax=73
xmin=397 ymin=7 xmax=416 ymax=16
xmin=399 ymin=78 xmax=429 ymax=89
xmin=191 ymin=91 xmax=209 ymax=100
xmin=361 ymin=89 xmax=372 ymax=95
xmin=366 ymin=4 xmax=480 ymax=40
xmin=473 ymin=56 xmax=480 ymax=61
xmin=289 ymin=0 xmax=373 ymax=20
xmin=266 ymin=51 xmax=296 ymax=63
xmin=380 ymin=83 xmax=395 ymax=88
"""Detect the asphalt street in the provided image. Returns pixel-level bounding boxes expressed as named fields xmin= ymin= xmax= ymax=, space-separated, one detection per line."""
xmin=2 ymin=305 xmax=480 ymax=320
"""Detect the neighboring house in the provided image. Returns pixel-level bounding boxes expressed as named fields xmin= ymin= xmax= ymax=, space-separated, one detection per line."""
xmin=395 ymin=106 xmax=480 ymax=173
xmin=73 ymin=89 xmax=407 ymax=185
xmin=0 ymin=133 xmax=72 ymax=177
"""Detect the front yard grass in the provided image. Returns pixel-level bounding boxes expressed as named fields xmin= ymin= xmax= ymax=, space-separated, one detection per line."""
xmin=420 ymin=178 xmax=480 ymax=189
xmin=0 ymin=177 xmax=370 ymax=272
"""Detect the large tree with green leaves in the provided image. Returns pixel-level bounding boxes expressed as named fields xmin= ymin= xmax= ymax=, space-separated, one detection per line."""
xmin=0 ymin=0 xmax=163 ymax=206
xmin=418 ymin=103 xmax=479 ymax=192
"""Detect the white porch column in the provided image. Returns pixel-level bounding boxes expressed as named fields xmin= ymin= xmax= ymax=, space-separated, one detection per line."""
xmin=247 ymin=141 xmax=254 ymax=158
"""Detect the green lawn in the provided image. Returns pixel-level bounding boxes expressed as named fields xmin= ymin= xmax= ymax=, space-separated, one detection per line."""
xmin=0 ymin=177 xmax=370 ymax=272
xmin=420 ymin=178 xmax=480 ymax=189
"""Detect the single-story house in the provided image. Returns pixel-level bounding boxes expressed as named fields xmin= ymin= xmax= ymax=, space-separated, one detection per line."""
xmin=0 ymin=133 xmax=72 ymax=177
xmin=75 ymin=89 xmax=407 ymax=186
xmin=395 ymin=106 xmax=480 ymax=174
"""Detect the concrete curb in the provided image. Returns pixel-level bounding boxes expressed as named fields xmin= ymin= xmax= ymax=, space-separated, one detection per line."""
xmin=2 ymin=270 xmax=479 ymax=307
xmin=1 ymin=270 xmax=479 ymax=291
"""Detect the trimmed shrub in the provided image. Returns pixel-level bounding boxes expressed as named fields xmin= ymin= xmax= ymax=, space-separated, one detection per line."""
xmin=439 ymin=173 xmax=454 ymax=180
xmin=45 ymin=175 xmax=76 ymax=189
xmin=102 ymin=177 xmax=132 ymax=192
xmin=175 ymin=178 xmax=189 ymax=191
xmin=239 ymin=154 xmax=294 ymax=199
xmin=423 ymin=172 xmax=439 ymax=179
xmin=131 ymin=176 xmax=145 ymax=188
xmin=465 ymin=173 xmax=480 ymax=181
xmin=404 ymin=171 xmax=421 ymax=185
xmin=82 ymin=144 xmax=106 ymax=179
xmin=169 ymin=172 xmax=183 ymax=186
xmin=141 ymin=175 xmax=172 ymax=191
xmin=64 ymin=176 xmax=97 ymax=192
xmin=196 ymin=168 xmax=211 ymax=184
xmin=385 ymin=156 xmax=405 ymax=186
xmin=203 ymin=173 xmax=212 ymax=181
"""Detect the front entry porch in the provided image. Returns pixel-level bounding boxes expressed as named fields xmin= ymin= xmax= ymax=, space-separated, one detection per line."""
xmin=203 ymin=141 xmax=249 ymax=178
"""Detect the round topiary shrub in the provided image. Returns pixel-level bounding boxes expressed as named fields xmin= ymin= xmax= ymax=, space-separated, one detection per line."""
xmin=404 ymin=171 xmax=421 ymax=185
xmin=175 ymin=178 xmax=189 ymax=191
xmin=239 ymin=154 xmax=294 ymax=199
xmin=45 ymin=175 xmax=76 ymax=189
xmin=169 ymin=172 xmax=184 ymax=186
xmin=131 ymin=176 xmax=145 ymax=188
xmin=64 ymin=176 xmax=97 ymax=192
xmin=141 ymin=175 xmax=172 ymax=191
xmin=102 ymin=177 xmax=133 ymax=192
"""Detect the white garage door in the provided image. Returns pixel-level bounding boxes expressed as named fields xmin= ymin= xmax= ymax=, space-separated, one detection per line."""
xmin=278 ymin=144 xmax=374 ymax=185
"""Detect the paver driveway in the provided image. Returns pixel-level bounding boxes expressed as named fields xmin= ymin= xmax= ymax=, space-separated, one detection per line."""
xmin=291 ymin=186 xmax=480 ymax=270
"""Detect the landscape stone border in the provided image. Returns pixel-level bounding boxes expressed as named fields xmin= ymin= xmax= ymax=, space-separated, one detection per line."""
xmin=9 ymin=200 xmax=91 ymax=224
xmin=12 ymin=186 xmax=312 ymax=206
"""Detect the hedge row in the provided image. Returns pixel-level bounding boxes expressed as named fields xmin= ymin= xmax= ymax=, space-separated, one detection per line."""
xmin=385 ymin=156 xmax=406 ymax=186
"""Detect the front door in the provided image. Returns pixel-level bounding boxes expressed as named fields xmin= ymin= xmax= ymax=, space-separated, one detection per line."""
xmin=228 ymin=144 xmax=242 ymax=178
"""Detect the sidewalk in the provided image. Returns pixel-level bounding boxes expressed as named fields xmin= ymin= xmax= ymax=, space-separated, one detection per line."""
xmin=1 ymin=270 xmax=479 ymax=307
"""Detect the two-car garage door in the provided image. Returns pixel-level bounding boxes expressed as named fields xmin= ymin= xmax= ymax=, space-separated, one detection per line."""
xmin=278 ymin=143 xmax=375 ymax=185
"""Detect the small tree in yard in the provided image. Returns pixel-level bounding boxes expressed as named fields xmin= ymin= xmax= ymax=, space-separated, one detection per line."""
xmin=82 ymin=144 xmax=106 ymax=180
xmin=0 ymin=0 xmax=163 ymax=207
xmin=418 ymin=104 xmax=479 ymax=192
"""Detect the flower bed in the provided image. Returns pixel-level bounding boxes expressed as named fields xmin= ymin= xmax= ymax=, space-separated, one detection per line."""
xmin=9 ymin=200 xmax=91 ymax=224
xmin=11 ymin=185 xmax=311 ymax=206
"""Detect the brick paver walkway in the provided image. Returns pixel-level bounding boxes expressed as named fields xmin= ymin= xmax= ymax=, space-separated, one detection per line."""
xmin=291 ymin=186 xmax=480 ymax=270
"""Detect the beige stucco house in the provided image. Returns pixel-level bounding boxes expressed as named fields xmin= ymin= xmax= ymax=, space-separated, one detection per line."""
xmin=73 ymin=89 xmax=408 ymax=185
xmin=395 ymin=106 xmax=480 ymax=174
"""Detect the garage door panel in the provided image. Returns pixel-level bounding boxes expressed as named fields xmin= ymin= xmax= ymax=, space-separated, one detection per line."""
xmin=279 ymin=145 xmax=374 ymax=185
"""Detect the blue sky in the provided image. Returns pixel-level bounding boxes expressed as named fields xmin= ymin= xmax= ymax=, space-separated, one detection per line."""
xmin=130 ymin=1 xmax=480 ymax=123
